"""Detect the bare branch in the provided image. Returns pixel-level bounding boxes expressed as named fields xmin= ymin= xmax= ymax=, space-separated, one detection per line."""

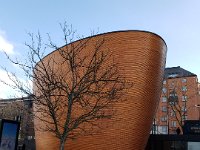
xmin=0 ymin=23 xmax=132 ymax=150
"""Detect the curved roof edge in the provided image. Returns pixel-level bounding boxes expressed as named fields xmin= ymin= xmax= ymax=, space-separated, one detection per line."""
xmin=92 ymin=30 xmax=167 ymax=46
xmin=36 ymin=30 xmax=167 ymax=65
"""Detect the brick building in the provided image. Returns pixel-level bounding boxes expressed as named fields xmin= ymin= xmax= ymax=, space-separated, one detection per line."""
xmin=0 ymin=96 xmax=35 ymax=149
xmin=154 ymin=66 xmax=200 ymax=134
xmin=33 ymin=31 xmax=167 ymax=150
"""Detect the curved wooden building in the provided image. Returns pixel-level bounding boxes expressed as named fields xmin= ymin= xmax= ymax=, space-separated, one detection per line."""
xmin=34 ymin=31 xmax=167 ymax=150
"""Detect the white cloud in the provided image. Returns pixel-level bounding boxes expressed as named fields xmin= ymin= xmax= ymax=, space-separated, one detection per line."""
xmin=0 ymin=31 xmax=14 ymax=54
xmin=0 ymin=70 xmax=16 ymax=98
xmin=0 ymin=69 xmax=32 ymax=99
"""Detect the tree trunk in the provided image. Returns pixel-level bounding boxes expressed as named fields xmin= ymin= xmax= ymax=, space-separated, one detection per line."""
xmin=60 ymin=140 xmax=66 ymax=150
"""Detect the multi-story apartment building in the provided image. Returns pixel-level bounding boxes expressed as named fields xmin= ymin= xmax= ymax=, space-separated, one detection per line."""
xmin=154 ymin=66 xmax=200 ymax=134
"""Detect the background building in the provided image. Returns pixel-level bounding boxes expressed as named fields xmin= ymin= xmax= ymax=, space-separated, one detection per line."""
xmin=0 ymin=96 xmax=35 ymax=150
xmin=154 ymin=66 xmax=200 ymax=134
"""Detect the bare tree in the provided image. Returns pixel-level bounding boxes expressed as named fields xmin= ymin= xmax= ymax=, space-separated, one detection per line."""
xmin=162 ymin=79 xmax=195 ymax=134
xmin=1 ymin=23 xmax=131 ymax=150
xmin=168 ymin=87 xmax=186 ymax=132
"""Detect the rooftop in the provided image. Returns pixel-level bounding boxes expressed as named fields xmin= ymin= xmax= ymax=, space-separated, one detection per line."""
xmin=164 ymin=66 xmax=197 ymax=79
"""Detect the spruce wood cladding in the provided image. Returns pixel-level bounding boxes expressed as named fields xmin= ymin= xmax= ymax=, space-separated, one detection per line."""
xmin=33 ymin=31 xmax=167 ymax=150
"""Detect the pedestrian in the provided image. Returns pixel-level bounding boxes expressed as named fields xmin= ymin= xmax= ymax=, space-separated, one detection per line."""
xmin=176 ymin=127 xmax=181 ymax=135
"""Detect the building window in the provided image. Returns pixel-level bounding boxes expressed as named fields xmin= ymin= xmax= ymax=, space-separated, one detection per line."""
xmin=182 ymin=86 xmax=187 ymax=92
xmin=161 ymin=116 xmax=167 ymax=122
xmin=168 ymin=73 xmax=178 ymax=78
xmin=161 ymin=126 xmax=168 ymax=133
xmin=171 ymin=121 xmax=177 ymax=127
xmin=27 ymin=136 xmax=33 ymax=140
xmin=182 ymin=95 xmax=188 ymax=101
xmin=169 ymin=101 xmax=176 ymax=106
xmin=162 ymin=87 xmax=167 ymax=93
xmin=25 ymin=102 xmax=33 ymax=108
xmin=169 ymin=92 xmax=178 ymax=97
xmin=162 ymin=106 xmax=167 ymax=112
xmin=162 ymin=96 xmax=167 ymax=102
xmin=182 ymin=115 xmax=187 ymax=121
xmin=171 ymin=110 xmax=176 ymax=117
xmin=163 ymin=80 xmax=166 ymax=84
xmin=181 ymin=106 xmax=187 ymax=112
xmin=182 ymin=78 xmax=187 ymax=83
xmin=14 ymin=115 xmax=22 ymax=122
xmin=169 ymin=91 xmax=178 ymax=105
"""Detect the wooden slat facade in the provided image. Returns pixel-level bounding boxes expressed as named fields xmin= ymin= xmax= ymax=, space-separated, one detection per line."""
xmin=34 ymin=31 xmax=167 ymax=150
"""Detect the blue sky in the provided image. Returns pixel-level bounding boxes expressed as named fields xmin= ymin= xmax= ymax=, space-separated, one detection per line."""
xmin=0 ymin=0 xmax=200 ymax=98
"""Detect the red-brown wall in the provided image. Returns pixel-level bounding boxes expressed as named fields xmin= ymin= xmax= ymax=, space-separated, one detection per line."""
xmin=156 ymin=75 xmax=199 ymax=134
xmin=34 ymin=31 xmax=167 ymax=150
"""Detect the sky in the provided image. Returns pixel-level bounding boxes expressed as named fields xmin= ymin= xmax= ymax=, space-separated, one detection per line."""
xmin=0 ymin=0 xmax=200 ymax=98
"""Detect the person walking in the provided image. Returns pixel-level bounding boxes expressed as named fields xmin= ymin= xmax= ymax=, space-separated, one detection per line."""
xmin=176 ymin=127 xmax=181 ymax=135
